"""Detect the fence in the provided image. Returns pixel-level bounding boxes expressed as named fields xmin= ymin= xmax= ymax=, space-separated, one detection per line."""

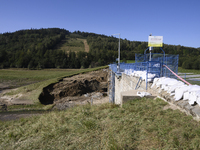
xmin=109 ymin=51 xmax=179 ymax=102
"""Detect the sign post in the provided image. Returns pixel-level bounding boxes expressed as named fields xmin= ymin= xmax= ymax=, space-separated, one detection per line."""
xmin=148 ymin=35 xmax=163 ymax=47
xmin=148 ymin=35 xmax=163 ymax=61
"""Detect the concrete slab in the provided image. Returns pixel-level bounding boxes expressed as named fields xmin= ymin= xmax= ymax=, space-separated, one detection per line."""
xmin=120 ymin=89 xmax=157 ymax=106
xmin=191 ymin=105 xmax=200 ymax=119
xmin=184 ymin=103 xmax=194 ymax=115
xmin=165 ymin=95 xmax=175 ymax=103
xmin=176 ymin=100 xmax=188 ymax=109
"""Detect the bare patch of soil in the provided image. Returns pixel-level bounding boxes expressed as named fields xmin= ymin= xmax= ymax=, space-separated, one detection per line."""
xmin=39 ymin=69 xmax=108 ymax=106
xmin=52 ymin=92 xmax=109 ymax=110
xmin=83 ymin=39 xmax=89 ymax=52
xmin=0 ymin=69 xmax=109 ymax=120
xmin=0 ymin=112 xmax=43 ymax=121
xmin=0 ymin=80 xmax=37 ymax=91
xmin=163 ymin=104 xmax=178 ymax=110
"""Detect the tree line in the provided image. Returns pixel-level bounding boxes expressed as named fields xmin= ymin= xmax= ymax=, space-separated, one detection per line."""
xmin=0 ymin=28 xmax=200 ymax=69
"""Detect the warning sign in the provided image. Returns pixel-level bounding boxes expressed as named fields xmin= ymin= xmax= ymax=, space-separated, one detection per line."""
xmin=148 ymin=36 xmax=163 ymax=47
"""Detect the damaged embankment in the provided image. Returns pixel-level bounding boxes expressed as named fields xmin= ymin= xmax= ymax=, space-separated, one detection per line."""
xmin=39 ymin=69 xmax=108 ymax=105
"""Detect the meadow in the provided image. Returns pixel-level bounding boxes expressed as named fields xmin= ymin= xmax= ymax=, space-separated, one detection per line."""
xmin=178 ymin=67 xmax=200 ymax=85
xmin=57 ymin=37 xmax=85 ymax=52
xmin=126 ymin=60 xmax=135 ymax=63
xmin=0 ymin=68 xmax=84 ymax=87
xmin=1 ymin=98 xmax=200 ymax=149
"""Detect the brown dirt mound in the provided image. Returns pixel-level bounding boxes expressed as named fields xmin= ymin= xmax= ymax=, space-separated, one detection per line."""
xmin=39 ymin=69 xmax=108 ymax=105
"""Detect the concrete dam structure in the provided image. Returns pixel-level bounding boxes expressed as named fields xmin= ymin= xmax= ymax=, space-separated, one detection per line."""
xmin=108 ymin=48 xmax=200 ymax=121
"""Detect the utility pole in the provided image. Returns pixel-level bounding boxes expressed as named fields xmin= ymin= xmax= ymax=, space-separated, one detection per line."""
xmin=112 ymin=33 xmax=120 ymax=73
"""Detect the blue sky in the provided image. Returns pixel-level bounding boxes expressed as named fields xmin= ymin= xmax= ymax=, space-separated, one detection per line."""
xmin=0 ymin=0 xmax=199 ymax=48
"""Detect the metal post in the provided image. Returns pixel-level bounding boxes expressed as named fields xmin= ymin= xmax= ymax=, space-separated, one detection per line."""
xmin=149 ymin=50 xmax=151 ymax=61
xmin=118 ymin=34 xmax=120 ymax=73
xmin=112 ymin=33 xmax=120 ymax=73
xmin=149 ymin=34 xmax=153 ymax=61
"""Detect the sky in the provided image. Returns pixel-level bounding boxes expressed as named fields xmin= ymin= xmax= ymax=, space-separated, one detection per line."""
xmin=0 ymin=0 xmax=199 ymax=48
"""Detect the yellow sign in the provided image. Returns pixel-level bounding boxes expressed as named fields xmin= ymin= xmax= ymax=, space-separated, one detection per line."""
xmin=148 ymin=36 xmax=163 ymax=47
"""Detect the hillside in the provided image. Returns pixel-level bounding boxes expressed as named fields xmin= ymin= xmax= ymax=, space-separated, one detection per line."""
xmin=0 ymin=28 xmax=200 ymax=69
xmin=55 ymin=36 xmax=86 ymax=53
xmin=1 ymin=98 xmax=200 ymax=149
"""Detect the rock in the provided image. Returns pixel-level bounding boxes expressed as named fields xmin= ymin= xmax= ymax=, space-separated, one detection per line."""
xmin=191 ymin=105 xmax=200 ymax=119
xmin=184 ymin=104 xmax=194 ymax=115
xmin=84 ymin=93 xmax=90 ymax=97
xmin=176 ymin=100 xmax=188 ymax=109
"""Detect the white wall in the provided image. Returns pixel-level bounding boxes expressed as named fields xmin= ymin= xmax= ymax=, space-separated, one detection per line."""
xmin=114 ymin=73 xmax=146 ymax=104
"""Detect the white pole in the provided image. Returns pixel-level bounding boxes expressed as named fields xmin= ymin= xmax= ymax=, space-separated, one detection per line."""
xmin=149 ymin=47 xmax=152 ymax=61
xmin=149 ymin=33 xmax=153 ymax=61
xmin=118 ymin=34 xmax=120 ymax=73
xmin=112 ymin=33 xmax=120 ymax=73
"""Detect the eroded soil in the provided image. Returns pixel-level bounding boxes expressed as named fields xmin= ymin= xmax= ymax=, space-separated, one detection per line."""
xmin=0 ymin=69 xmax=109 ymax=120
xmin=39 ymin=69 xmax=109 ymax=109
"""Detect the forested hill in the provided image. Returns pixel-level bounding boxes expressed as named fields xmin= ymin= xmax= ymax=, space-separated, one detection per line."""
xmin=0 ymin=28 xmax=200 ymax=69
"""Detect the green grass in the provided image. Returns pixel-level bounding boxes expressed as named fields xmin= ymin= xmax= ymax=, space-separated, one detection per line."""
xmin=126 ymin=60 xmax=135 ymax=63
xmin=120 ymin=60 xmax=135 ymax=63
xmin=0 ymin=68 xmax=86 ymax=89
xmin=178 ymin=67 xmax=200 ymax=74
xmin=58 ymin=37 xmax=85 ymax=52
xmin=1 ymin=98 xmax=200 ymax=149
xmin=3 ymin=102 xmax=55 ymax=112
xmin=0 ymin=68 xmax=85 ymax=82
xmin=65 ymin=38 xmax=84 ymax=47
xmin=178 ymin=67 xmax=200 ymax=85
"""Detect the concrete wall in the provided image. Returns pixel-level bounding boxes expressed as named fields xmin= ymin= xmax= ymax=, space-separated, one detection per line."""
xmin=114 ymin=73 xmax=147 ymax=105
xmin=113 ymin=72 xmax=200 ymax=122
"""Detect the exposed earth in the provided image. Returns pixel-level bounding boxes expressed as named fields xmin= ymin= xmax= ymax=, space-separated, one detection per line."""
xmin=0 ymin=69 xmax=109 ymax=121
xmin=39 ymin=69 xmax=109 ymax=109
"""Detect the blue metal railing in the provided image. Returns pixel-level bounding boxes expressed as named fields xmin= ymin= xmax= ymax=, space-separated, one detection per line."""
xmin=109 ymin=52 xmax=179 ymax=90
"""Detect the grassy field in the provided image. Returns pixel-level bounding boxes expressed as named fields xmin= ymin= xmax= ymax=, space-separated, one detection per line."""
xmin=0 ymin=68 xmax=84 ymax=86
xmin=1 ymin=98 xmax=200 ymax=149
xmin=120 ymin=60 xmax=135 ymax=63
xmin=178 ymin=67 xmax=200 ymax=74
xmin=57 ymin=36 xmax=85 ymax=52
xmin=0 ymin=66 xmax=108 ymax=107
xmin=126 ymin=60 xmax=135 ymax=63
xmin=178 ymin=67 xmax=200 ymax=85
xmin=0 ymin=68 xmax=92 ymax=84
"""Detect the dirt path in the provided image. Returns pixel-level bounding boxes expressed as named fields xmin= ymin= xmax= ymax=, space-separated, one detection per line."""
xmin=0 ymin=112 xmax=43 ymax=121
xmin=83 ymin=39 xmax=89 ymax=52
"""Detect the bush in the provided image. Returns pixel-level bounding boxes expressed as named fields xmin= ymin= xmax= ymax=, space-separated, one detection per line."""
xmin=192 ymin=60 xmax=200 ymax=70
xmin=179 ymin=57 xmax=185 ymax=67
xmin=182 ymin=59 xmax=193 ymax=69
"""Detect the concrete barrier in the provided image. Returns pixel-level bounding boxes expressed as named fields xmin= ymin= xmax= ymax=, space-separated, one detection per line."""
xmin=113 ymin=73 xmax=200 ymax=121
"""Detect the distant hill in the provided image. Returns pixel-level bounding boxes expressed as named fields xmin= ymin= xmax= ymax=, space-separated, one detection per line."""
xmin=0 ymin=28 xmax=200 ymax=69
